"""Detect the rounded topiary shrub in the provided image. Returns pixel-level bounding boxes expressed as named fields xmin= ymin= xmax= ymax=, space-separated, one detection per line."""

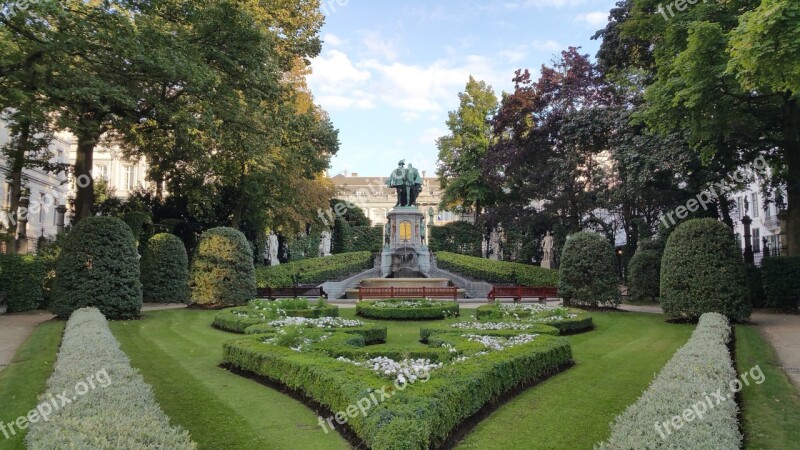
xmin=141 ymin=233 xmax=189 ymax=303
xmin=52 ymin=216 xmax=142 ymax=319
xmin=190 ymin=227 xmax=256 ymax=308
xmin=558 ymin=232 xmax=619 ymax=307
xmin=660 ymin=218 xmax=750 ymax=322
xmin=628 ymin=247 xmax=661 ymax=303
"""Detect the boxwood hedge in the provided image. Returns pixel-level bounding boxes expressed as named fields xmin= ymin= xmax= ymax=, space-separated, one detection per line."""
xmin=598 ymin=313 xmax=740 ymax=450
xmin=223 ymin=329 xmax=571 ymax=449
xmin=26 ymin=308 xmax=195 ymax=449
xmin=213 ymin=298 xmax=339 ymax=333
xmin=473 ymin=305 xmax=593 ymax=334
xmin=256 ymin=251 xmax=373 ymax=288
xmin=435 ymin=252 xmax=559 ymax=286
xmin=356 ymin=299 xmax=460 ymax=320
xmin=140 ymin=233 xmax=189 ymax=303
xmin=558 ymin=232 xmax=619 ymax=307
xmin=190 ymin=227 xmax=256 ymax=308
xmin=245 ymin=321 xmax=388 ymax=345
xmin=0 ymin=254 xmax=46 ymax=312
xmin=760 ymin=256 xmax=800 ymax=310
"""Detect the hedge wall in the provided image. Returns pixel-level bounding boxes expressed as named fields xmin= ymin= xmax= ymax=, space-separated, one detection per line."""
xmin=351 ymin=226 xmax=383 ymax=252
xmin=141 ymin=233 xmax=189 ymax=303
xmin=429 ymin=222 xmax=482 ymax=256
xmin=435 ymin=251 xmax=558 ymax=286
xmin=356 ymin=299 xmax=460 ymax=320
xmin=0 ymin=254 xmax=46 ymax=312
xmin=189 ymin=227 xmax=256 ymax=308
xmin=255 ymin=251 xmax=373 ymax=288
xmin=558 ymin=232 xmax=619 ymax=307
xmin=761 ymin=256 xmax=800 ymax=310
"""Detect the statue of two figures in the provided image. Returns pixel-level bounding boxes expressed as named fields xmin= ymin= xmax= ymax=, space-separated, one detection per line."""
xmin=386 ymin=160 xmax=423 ymax=207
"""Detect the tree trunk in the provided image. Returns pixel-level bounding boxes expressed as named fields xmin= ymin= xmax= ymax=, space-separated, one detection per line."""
xmin=784 ymin=97 xmax=800 ymax=256
xmin=73 ymin=130 xmax=99 ymax=223
xmin=5 ymin=120 xmax=31 ymax=255
xmin=718 ymin=193 xmax=734 ymax=230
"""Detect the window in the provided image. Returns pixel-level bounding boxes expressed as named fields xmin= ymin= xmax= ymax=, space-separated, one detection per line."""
xmin=95 ymin=164 xmax=109 ymax=181
xmin=737 ymin=197 xmax=744 ymax=219
xmin=1 ymin=183 xmax=7 ymax=209
xmin=751 ymin=193 xmax=759 ymax=218
xmin=752 ymin=228 xmax=761 ymax=253
xmin=38 ymin=193 xmax=46 ymax=224
xmin=123 ymin=165 xmax=136 ymax=191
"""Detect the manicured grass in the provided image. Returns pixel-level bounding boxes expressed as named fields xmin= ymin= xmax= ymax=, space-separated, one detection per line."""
xmin=454 ymin=312 xmax=696 ymax=449
xmin=735 ymin=325 xmax=800 ymax=450
xmin=0 ymin=321 xmax=64 ymax=450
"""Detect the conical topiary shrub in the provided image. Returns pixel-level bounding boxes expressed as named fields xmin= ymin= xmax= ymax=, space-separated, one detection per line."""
xmin=141 ymin=233 xmax=189 ymax=303
xmin=52 ymin=216 xmax=142 ymax=319
xmin=558 ymin=231 xmax=619 ymax=307
xmin=660 ymin=218 xmax=750 ymax=322
xmin=190 ymin=227 xmax=256 ymax=308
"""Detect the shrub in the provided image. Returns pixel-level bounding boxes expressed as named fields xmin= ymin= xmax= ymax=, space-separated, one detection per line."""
xmin=760 ymin=256 xmax=800 ymax=310
xmin=628 ymin=247 xmax=662 ymax=303
xmin=472 ymin=304 xmax=593 ymax=334
xmin=189 ymin=227 xmax=256 ymax=308
xmin=332 ymin=216 xmax=354 ymax=254
xmin=25 ymin=308 xmax=195 ymax=449
xmin=141 ymin=233 xmax=189 ymax=303
xmin=351 ymin=226 xmax=383 ymax=252
xmin=558 ymin=232 xmax=619 ymax=307
xmin=429 ymin=222 xmax=482 ymax=256
xmin=435 ymin=252 xmax=558 ymax=286
xmin=660 ymin=218 xmax=751 ymax=321
xmin=213 ymin=298 xmax=339 ymax=332
xmin=255 ymin=251 xmax=373 ymax=288
xmin=0 ymin=254 xmax=46 ymax=312
xmin=598 ymin=313 xmax=740 ymax=450
xmin=52 ymin=216 xmax=142 ymax=319
xmin=288 ymin=233 xmax=322 ymax=261
xmin=745 ymin=264 xmax=766 ymax=308
xmin=356 ymin=299 xmax=460 ymax=320
xmin=122 ymin=211 xmax=152 ymax=245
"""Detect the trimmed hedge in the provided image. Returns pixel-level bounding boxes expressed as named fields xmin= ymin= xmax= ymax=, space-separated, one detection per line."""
xmin=255 ymin=251 xmax=373 ymax=288
xmin=429 ymin=222 xmax=482 ymax=256
xmin=356 ymin=299 xmax=460 ymax=320
xmin=0 ymin=254 xmax=46 ymax=312
xmin=419 ymin=323 xmax=561 ymax=342
xmin=435 ymin=251 xmax=559 ymax=286
xmin=351 ymin=226 xmax=383 ymax=253
xmin=245 ymin=322 xmax=388 ymax=345
xmin=598 ymin=313 xmax=740 ymax=450
xmin=190 ymin=227 xmax=256 ymax=308
xmin=223 ymin=329 xmax=571 ymax=449
xmin=628 ymin=247 xmax=661 ymax=303
xmin=760 ymin=256 xmax=800 ymax=310
xmin=745 ymin=264 xmax=766 ymax=308
xmin=473 ymin=305 xmax=593 ymax=334
xmin=52 ymin=216 xmax=142 ymax=320
xmin=558 ymin=232 xmax=619 ymax=307
xmin=213 ymin=298 xmax=339 ymax=333
xmin=25 ymin=308 xmax=195 ymax=449
xmin=141 ymin=233 xmax=189 ymax=303
xmin=660 ymin=219 xmax=751 ymax=322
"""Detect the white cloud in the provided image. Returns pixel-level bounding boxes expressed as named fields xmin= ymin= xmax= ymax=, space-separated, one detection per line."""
xmin=323 ymin=33 xmax=345 ymax=47
xmin=503 ymin=0 xmax=587 ymax=9
xmin=309 ymin=50 xmax=371 ymax=88
xmin=361 ymin=31 xmax=399 ymax=61
xmin=574 ymin=11 xmax=608 ymax=28
xmin=419 ymin=127 xmax=446 ymax=145
xmin=530 ymin=39 xmax=563 ymax=53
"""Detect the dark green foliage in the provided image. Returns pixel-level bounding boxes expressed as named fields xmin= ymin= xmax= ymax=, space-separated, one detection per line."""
xmin=332 ymin=217 xmax=354 ymax=254
xmin=190 ymin=227 xmax=256 ymax=308
xmin=429 ymin=222 xmax=482 ymax=256
xmin=419 ymin=323 xmax=561 ymax=342
xmin=330 ymin=199 xmax=371 ymax=227
xmin=745 ymin=264 xmax=766 ymax=308
xmin=628 ymin=247 xmax=662 ymax=303
xmin=660 ymin=219 xmax=751 ymax=321
xmin=255 ymin=252 xmax=373 ymax=288
xmin=287 ymin=233 xmax=322 ymax=261
xmin=141 ymin=233 xmax=189 ymax=303
xmin=0 ymin=254 xmax=46 ymax=312
xmin=760 ymin=257 xmax=800 ymax=311
xmin=245 ymin=322 xmax=387 ymax=345
xmin=222 ymin=331 xmax=571 ymax=449
xmin=122 ymin=211 xmax=152 ymax=244
xmin=435 ymin=251 xmax=559 ymax=286
xmin=558 ymin=232 xmax=620 ymax=307
xmin=356 ymin=299 xmax=460 ymax=320
xmin=51 ymin=217 xmax=142 ymax=319
xmin=351 ymin=226 xmax=383 ymax=253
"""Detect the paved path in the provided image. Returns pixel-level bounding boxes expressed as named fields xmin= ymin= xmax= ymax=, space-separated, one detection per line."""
xmin=0 ymin=304 xmax=187 ymax=372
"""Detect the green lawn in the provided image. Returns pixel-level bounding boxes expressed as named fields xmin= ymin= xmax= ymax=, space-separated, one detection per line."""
xmin=3 ymin=308 xmax=797 ymax=450
xmin=0 ymin=320 xmax=64 ymax=450
xmin=736 ymin=325 xmax=800 ymax=449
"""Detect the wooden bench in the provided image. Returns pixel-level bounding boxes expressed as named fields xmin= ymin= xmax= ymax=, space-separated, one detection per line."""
xmin=487 ymin=286 xmax=559 ymax=304
xmin=358 ymin=287 xmax=458 ymax=301
xmin=256 ymin=286 xmax=328 ymax=300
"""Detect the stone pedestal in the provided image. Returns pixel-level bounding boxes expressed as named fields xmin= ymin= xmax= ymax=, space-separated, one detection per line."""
xmin=380 ymin=207 xmax=431 ymax=277
xmin=541 ymin=259 xmax=554 ymax=269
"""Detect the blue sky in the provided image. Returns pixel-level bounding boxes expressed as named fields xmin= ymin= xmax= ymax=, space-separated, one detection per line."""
xmin=308 ymin=0 xmax=616 ymax=178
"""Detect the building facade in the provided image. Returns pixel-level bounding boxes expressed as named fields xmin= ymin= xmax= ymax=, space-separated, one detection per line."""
xmin=731 ymin=180 xmax=786 ymax=265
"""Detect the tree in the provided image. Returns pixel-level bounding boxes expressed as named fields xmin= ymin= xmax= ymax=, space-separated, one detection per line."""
xmin=436 ymin=77 xmax=500 ymax=219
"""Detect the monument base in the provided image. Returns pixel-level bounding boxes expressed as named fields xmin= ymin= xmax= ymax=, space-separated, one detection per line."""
xmin=540 ymin=259 xmax=554 ymax=269
xmin=380 ymin=207 xmax=431 ymax=277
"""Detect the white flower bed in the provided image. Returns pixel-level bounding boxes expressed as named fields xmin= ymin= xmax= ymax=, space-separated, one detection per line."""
xmin=450 ymin=321 xmax=535 ymax=330
xmin=463 ymin=334 xmax=539 ymax=351
xmin=267 ymin=316 xmax=364 ymax=328
xmin=263 ymin=329 xmax=332 ymax=352
xmin=598 ymin=313 xmax=741 ymax=450
xmin=373 ymin=300 xmax=434 ymax=308
xmin=497 ymin=303 xmax=555 ymax=312
xmin=26 ymin=308 xmax=196 ymax=450
xmin=337 ymin=356 xmax=442 ymax=384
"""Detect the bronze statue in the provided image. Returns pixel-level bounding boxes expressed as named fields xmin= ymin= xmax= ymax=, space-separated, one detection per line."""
xmin=386 ymin=160 xmax=423 ymax=207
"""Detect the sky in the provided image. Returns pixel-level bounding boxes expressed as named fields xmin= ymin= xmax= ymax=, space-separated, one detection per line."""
xmin=307 ymin=0 xmax=617 ymax=178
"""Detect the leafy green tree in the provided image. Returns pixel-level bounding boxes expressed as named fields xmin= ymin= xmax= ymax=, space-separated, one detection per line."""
xmin=436 ymin=77 xmax=500 ymax=220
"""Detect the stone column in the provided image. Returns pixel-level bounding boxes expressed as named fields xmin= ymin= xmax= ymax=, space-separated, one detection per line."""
xmin=16 ymin=195 xmax=30 ymax=254
xmin=56 ymin=205 xmax=67 ymax=235
xmin=742 ymin=215 xmax=754 ymax=264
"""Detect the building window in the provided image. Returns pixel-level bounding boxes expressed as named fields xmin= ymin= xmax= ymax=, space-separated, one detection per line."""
xmin=123 ymin=165 xmax=136 ymax=191
xmin=751 ymin=193 xmax=759 ymax=218
xmin=95 ymin=164 xmax=109 ymax=181
xmin=38 ymin=193 xmax=46 ymax=224
xmin=752 ymin=228 xmax=761 ymax=253
xmin=1 ymin=183 xmax=8 ymax=209
xmin=737 ymin=197 xmax=744 ymax=219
